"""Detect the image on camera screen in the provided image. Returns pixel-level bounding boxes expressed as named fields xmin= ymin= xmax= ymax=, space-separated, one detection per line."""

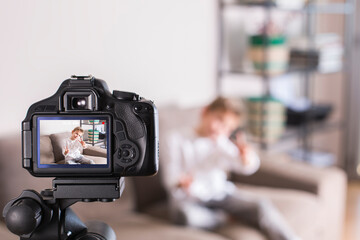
xmin=36 ymin=116 xmax=110 ymax=168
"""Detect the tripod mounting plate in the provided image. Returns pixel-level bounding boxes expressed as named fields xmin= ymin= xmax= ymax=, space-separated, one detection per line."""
xmin=45 ymin=178 xmax=125 ymax=201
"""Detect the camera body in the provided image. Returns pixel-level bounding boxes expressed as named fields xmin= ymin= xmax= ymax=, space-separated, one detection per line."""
xmin=22 ymin=75 xmax=159 ymax=177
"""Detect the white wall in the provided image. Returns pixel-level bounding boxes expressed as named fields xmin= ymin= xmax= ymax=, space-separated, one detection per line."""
xmin=0 ymin=0 xmax=217 ymax=135
xmin=39 ymin=120 xmax=80 ymax=136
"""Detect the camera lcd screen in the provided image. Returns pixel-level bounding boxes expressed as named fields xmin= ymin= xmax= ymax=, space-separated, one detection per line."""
xmin=35 ymin=116 xmax=110 ymax=171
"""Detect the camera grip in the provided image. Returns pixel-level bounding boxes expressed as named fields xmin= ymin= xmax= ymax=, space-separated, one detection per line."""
xmin=114 ymin=104 xmax=145 ymax=140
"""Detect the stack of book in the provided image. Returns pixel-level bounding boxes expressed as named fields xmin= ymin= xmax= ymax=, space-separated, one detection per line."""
xmin=247 ymin=97 xmax=286 ymax=143
xmin=88 ymin=129 xmax=100 ymax=143
xmin=290 ymin=34 xmax=344 ymax=73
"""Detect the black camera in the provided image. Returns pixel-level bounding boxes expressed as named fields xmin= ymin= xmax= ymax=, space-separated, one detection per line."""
xmin=22 ymin=75 xmax=159 ymax=177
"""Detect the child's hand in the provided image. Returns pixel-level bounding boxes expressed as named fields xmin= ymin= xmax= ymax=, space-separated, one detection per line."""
xmin=234 ymin=132 xmax=252 ymax=166
xmin=64 ymin=147 xmax=69 ymax=155
xmin=177 ymin=174 xmax=193 ymax=191
xmin=77 ymin=137 xmax=86 ymax=147
xmin=80 ymin=140 xmax=86 ymax=148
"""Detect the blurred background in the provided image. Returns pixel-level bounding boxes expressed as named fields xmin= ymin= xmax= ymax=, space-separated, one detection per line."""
xmin=0 ymin=0 xmax=360 ymax=239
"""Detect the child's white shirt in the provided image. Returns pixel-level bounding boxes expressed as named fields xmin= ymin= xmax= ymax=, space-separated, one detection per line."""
xmin=63 ymin=138 xmax=85 ymax=159
xmin=161 ymin=128 xmax=260 ymax=202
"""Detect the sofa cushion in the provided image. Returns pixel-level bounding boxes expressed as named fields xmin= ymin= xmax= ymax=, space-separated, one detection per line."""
xmin=143 ymin=204 xmax=269 ymax=240
xmin=231 ymin=183 xmax=322 ymax=240
xmin=107 ymin=213 xmax=230 ymax=240
xmin=141 ymin=183 xmax=321 ymax=240
xmin=49 ymin=132 xmax=73 ymax=162
xmin=83 ymin=155 xmax=107 ymax=164
xmin=40 ymin=135 xmax=55 ymax=164
xmin=216 ymin=223 xmax=267 ymax=240
xmin=83 ymin=145 xmax=107 ymax=158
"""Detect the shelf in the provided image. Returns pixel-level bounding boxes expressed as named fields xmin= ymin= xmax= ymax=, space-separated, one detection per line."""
xmin=220 ymin=65 xmax=317 ymax=78
xmin=249 ymin=120 xmax=343 ymax=152
xmin=222 ymin=0 xmax=353 ymax=15
xmin=223 ymin=0 xmax=276 ymax=7
xmin=220 ymin=63 xmax=344 ymax=78
xmin=307 ymin=2 xmax=353 ymax=15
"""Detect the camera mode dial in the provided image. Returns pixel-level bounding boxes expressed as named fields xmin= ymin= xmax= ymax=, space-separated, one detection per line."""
xmin=113 ymin=91 xmax=140 ymax=101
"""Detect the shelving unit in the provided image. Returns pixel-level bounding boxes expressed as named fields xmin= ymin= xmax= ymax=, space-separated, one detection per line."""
xmin=80 ymin=120 xmax=107 ymax=149
xmin=217 ymin=0 xmax=355 ymax=166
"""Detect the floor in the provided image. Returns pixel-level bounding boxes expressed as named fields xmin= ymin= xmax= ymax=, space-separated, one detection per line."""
xmin=343 ymin=181 xmax=360 ymax=240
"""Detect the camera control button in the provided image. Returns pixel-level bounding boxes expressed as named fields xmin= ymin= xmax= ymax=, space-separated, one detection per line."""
xmin=115 ymin=121 xmax=124 ymax=132
xmin=121 ymin=159 xmax=132 ymax=163
xmin=122 ymin=149 xmax=130 ymax=158
xmin=113 ymin=91 xmax=139 ymax=101
xmin=134 ymin=105 xmax=142 ymax=112
xmin=116 ymin=132 xmax=126 ymax=141
xmin=121 ymin=144 xmax=132 ymax=149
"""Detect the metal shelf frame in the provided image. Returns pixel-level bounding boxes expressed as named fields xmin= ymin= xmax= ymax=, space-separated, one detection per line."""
xmin=216 ymin=0 xmax=355 ymax=166
xmin=222 ymin=0 xmax=353 ymax=15
xmin=79 ymin=120 xmax=107 ymax=148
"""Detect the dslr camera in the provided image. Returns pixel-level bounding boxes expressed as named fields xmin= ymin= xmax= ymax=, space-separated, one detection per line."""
xmin=22 ymin=75 xmax=159 ymax=177
xmin=2 ymin=75 xmax=159 ymax=240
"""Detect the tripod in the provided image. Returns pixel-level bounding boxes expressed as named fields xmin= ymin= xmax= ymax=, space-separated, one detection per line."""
xmin=2 ymin=178 xmax=125 ymax=240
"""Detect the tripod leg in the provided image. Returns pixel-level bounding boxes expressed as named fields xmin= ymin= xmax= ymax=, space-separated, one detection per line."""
xmin=73 ymin=221 xmax=116 ymax=240
xmin=62 ymin=208 xmax=88 ymax=239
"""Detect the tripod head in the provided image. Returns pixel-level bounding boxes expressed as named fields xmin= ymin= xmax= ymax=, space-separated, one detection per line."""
xmin=3 ymin=178 xmax=124 ymax=240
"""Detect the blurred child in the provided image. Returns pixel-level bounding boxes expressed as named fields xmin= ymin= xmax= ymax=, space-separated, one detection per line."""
xmin=161 ymin=97 xmax=300 ymax=240
xmin=63 ymin=127 xmax=95 ymax=164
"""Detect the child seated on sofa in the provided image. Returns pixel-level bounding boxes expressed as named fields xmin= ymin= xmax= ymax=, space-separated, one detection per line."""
xmin=161 ymin=97 xmax=301 ymax=240
xmin=63 ymin=127 xmax=95 ymax=164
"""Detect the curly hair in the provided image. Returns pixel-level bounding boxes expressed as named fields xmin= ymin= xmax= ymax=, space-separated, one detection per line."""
xmin=206 ymin=97 xmax=245 ymax=117
xmin=72 ymin=127 xmax=84 ymax=133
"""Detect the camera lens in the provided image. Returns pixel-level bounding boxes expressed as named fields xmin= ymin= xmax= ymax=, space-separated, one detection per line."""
xmin=72 ymin=97 xmax=87 ymax=109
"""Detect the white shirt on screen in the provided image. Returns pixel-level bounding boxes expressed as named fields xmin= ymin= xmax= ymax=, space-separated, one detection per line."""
xmin=63 ymin=138 xmax=86 ymax=160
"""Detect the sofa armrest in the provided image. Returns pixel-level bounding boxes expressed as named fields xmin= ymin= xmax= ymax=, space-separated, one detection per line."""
xmin=231 ymin=152 xmax=347 ymax=240
xmin=230 ymin=152 xmax=347 ymax=196
xmin=83 ymin=146 xmax=107 ymax=158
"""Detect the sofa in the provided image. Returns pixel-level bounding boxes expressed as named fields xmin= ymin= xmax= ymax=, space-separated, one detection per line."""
xmin=132 ymin=106 xmax=347 ymax=240
xmin=0 ymin=106 xmax=347 ymax=240
xmin=40 ymin=132 xmax=107 ymax=164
